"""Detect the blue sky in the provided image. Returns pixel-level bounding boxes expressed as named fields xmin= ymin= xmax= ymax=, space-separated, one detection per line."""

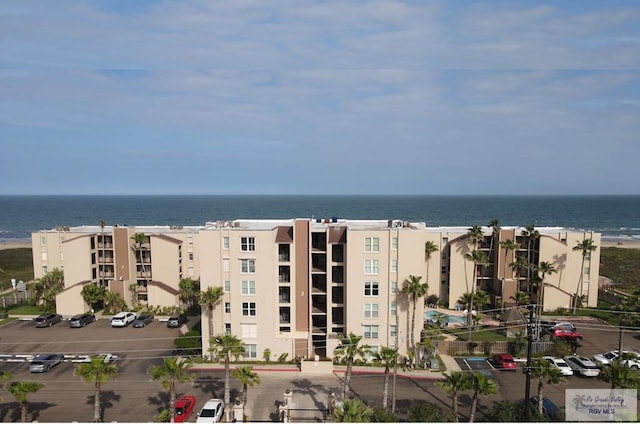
xmin=1 ymin=0 xmax=639 ymax=195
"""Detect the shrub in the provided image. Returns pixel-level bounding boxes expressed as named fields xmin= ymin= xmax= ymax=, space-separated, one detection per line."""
xmin=174 ymin=330 xmax=202 ymax=356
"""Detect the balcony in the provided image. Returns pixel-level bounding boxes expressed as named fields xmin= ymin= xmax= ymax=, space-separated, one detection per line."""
xmin=278 ymin=244 xmax=290 ymax=262
xmin=279 ymin=266 xmax=291 ymax=283
xmin=278 ymin=287 xmax=291 ymax=303
xmin=279 ymin=307 xmax=291 ymax=324
xmin=311 ymin=254 xmax=326 ymax=272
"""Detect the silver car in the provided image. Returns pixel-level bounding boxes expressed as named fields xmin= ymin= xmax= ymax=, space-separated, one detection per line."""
xmin=29 ymin=353 xmax=64 ymax=373
xmin=564 ymin=355 xmax=600 ymax=377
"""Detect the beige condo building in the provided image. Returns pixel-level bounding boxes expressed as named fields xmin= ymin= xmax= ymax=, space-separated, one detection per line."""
xmin=32 ymin=219 xmax=600 ymax=360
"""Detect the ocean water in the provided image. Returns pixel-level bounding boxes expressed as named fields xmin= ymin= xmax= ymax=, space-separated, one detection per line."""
xmin=0 ymin=195 xmax=639 ymax=242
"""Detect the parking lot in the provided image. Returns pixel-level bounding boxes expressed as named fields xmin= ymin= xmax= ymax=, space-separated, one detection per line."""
xmin=0 ymin=316 xmax=638 ymax=422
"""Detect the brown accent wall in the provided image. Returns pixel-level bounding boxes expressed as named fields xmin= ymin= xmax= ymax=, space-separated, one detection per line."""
xmin=294 ymin=220 xmax=310 ymax=332
xmin=294 ymin=339 xmax=308 ymax=357
xmin=113 ymin=227 xmax=131 ymax=281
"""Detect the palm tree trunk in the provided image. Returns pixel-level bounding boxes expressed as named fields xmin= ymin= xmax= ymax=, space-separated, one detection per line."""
xmin=343 ymin=358 xmax=353 ymax=400
xmin=224 ymin=354 xmax=231 ymax=407
xmin=169 ymin=382 xmax=176 ymax=423
xmin=469 ymin=392 xmax=478 ymax=422
xmin=411 ymin=296 xmax=418 ymax=365
xmin=537 ymin=381 xmax=544 ymax=416
xmin=452 ymin=393 xmax=459 ymax=422
xmin=574 ymin=257 xmax=586 ymax=314
xmin=382 ymin=368 xmax=389 ymax=409
xmin=208 ymin=306 xmax=214 ymax=360
xmin=21 ymin=401 xmax=28 ymax=423
xmin=94 ymin=382 xmax=102 ymax=422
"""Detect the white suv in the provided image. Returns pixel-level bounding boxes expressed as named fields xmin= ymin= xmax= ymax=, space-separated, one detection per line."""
xmin=111 ymin=312 xmax=136 ymax=327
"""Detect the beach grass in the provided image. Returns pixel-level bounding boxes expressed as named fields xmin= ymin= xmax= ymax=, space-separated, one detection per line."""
xmin=0 ymin=248 xmax=34 ymax=291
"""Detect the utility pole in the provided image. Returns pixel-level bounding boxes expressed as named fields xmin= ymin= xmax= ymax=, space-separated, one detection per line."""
xmin=524 ymin=304 xmax=534 ymax=422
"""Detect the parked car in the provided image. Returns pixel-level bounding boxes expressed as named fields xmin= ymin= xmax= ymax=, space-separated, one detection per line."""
xmin=543 ymin=327 xmax=583 ymax=342
xmin=167 ymin=314 xmax=188 ymax=328
xmin=196 ymin=398 xmax=224 ymax=423
xmin=530 ymin=396 xmax=561 ymax=418
xmin=174 ymin=395 xmax=197 ymax=423
xmin=34 ymin=313 xmax=63 ymax=328
xmin=593 ymin=350 xmax=640 ymax=369
xmin=133 ymin=313 xmax=154 ymax=328
xmin=492 ymin=354 xmax=518 ymax=370
xmin=111 ymin=312 xmax=136 ymax=327
xmin=29 ymin=353 xmax=64 ymax=373
xmin=69 ymin=313 xmax=95 ymax=328
xmin=542 ymin=356 xmax=573 ymax=376
xmin=563 ymin=355 xmax=600 ymax=377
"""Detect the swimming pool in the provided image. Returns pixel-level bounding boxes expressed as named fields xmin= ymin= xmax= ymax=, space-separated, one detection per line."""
xmin=424 ymin=309 xmax=467 ymax=324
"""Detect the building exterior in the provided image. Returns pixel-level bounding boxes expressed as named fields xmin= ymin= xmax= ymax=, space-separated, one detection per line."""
xmin=32 ymin=219 xmax=600 ymax=360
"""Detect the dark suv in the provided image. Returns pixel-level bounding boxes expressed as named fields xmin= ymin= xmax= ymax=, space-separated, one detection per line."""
xmin=69 ymin=313 xmax=95 ymax=328
xmin=34 ymin=313 xmax=63 ymax=328
xmin=167 ymin=314 xmax=188 ymax=328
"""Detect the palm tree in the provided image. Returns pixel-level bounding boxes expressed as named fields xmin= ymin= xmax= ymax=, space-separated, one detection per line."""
xmin=0 ymin=368 xmax=11 ymax=402
xmin=424 ymin=241 xmax=439 ymax=286
xmin=509 ymin=255 xmax=530 ymax=295
xmin=499 ymin=239 xmax=519 ymax=308
xmin=131 ymin=232 xmax=149 ymax=287
xmin=520 ymin=225 xmax=540 ymax=292
xmin=437 ymin=371 xmax=470 ymax=422
xmin=467 ymin=225 xmax=484 ymax=250
xmin=600 ymin=360 xmax=640 ymax=389
xmin=98 ymin=219 xmax=106 ymax=286
xmin=401 ymin=275 xmax=428 ymax=362
xmin=530 ymin=359 xmax=565 ymax=416
xmin=178 ymin=278 xmax=200 ymax=311
xmin=372 ymin=346 xmax=398 ymax=409
xmin=468 ymin=372 xmax=498 ymax=423
xmin=334 ymin=332 xmax=370 ymax=400
xmin=81 ymin=283 xmax=105 ymax=312
xmin=464 ymin=250 xmax=487 ymax=340
xmin=232 ymin=366 xmax=260 ymax=417
xmin=332 ymin=398 xmax=373 ymax=422
xmin=510 ymin=291 xmax=530 ymax=306
xmin=32 ymin=268 xmax=65 ymax=311
xmin=200 ymin=286 xmax=224 ymax=354
xmin=103 ymin=290 xmax=125 ymax=314
xmin=74 ymin=354 xmax=119 ymax=422
xmin=148 ymin=357 xmax=195 ymax=423
xmin=8 ymin=381 xmax=44 ymax=423
xmin=572 ymin=238 xmax=597 ymax=313
xmin=472 ymin=290 xmax=489 ymax=314
xmin=534 ymin=261 xmax=557 ymax=336
xmin=487 ymin=219 xmax=500 ymax=276
xmin=210 ymin=334 xmax=245 ymax=408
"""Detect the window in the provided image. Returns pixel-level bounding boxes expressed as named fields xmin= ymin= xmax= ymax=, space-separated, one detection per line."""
xmin=391 ymin=237 xmax=398 ymax=250
xmin=188 ymin=266 xmax=194 ymax=277
xmin=42 ymin=265 xmax=48 ymax=275
xmin=187 ymin=236 xmax=193 ymax=246
xmin=41 ymin=236 xmax=46 ymax=246
xmin=390 ymin=302 xmax=397 ymax=316
xmin=364 ymin=303 xmax=379 ymax=318
xmin=224 ymin=323 xmax=231 ymax=335
xmin=441 ymin=265 xmax=447 ymax=274
xmin=241 ymin=323 xmax=257 ymax=338
xmin=242 ymin=280 xmax=256 ymax=295
xmin=442 ymin=237 xmax=448 ymax=246
xmin=245 ymin=344 xmax=257 ymax=358
xmin=188 ymin=252 xmax=194 ymax=261
xmin=223 ymin=258 xmax=230 ymax=272
xmin=391 ymin=259 xmax=397 ymax=273
xmin=366 ymin=345 xmax=379 ymax=361
xmin=224 ymin=280 xmax=230 ymax=293
xmin=584 ymin=267 xmax=590 ymax=276
xmin=224 ymin=302 xmax=231 ymax=314
xmin=364 ymin=325 xmax=379 ymax=339
xmin=241 ymin=259 xmax=256 ymax=273
xmin=223 ymin=236 xmax=229 ymax=250
xmin=41 ymin=252 xmax=47 ymax=261
xmin=242 ymin=302 xmax=256 ymax=316
xmin=364 ymin=259 xmax=379 ymax=275
xmin=585 ymin=252 xmax=591 ymax=260
xmin=390 ymin=325 xmax=397 ymax=337
xmin=391 ymin=281 xmax=397 ymax=294
xmin=364 ymin=282 xmax=379 ymax=296
xmin=364 ymin=237 xmax=379 ymax=253
xmin=241 ymin=237 xmax=256 ymax=252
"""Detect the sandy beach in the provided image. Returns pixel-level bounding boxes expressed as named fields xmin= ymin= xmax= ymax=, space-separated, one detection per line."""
xmin=0 ymin=241 xmax=32 ymax=251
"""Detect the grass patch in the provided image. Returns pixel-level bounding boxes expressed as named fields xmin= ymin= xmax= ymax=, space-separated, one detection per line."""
xmin=444 ymin=326 xmax=509 ymax=342
xmin=0 ymin=248 xmax=34 ymax=291
xmin=6 ymin=304 xmax=41 ymax=315
xmin=600 ymin=246 xmax=640 ymax=288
